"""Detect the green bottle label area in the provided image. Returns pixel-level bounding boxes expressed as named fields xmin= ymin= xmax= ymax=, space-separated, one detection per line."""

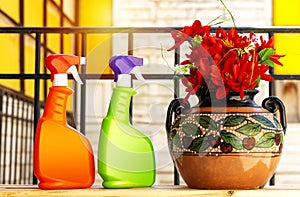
xmin=114 ymin=91 xmax=133 ymax=121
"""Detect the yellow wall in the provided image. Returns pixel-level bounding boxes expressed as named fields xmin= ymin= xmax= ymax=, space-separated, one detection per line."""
xmin=79 ymin=0 xmax=112 ymax=74
xmin=0 ymin=0 xmax=21 ymax=91
xmin=0 ymin=0 xmax=19 ymax=21
xmin=0 ymin=0 xmax=113 ymax=101
xmin=273 ymin=0 xmax=300 ymax=74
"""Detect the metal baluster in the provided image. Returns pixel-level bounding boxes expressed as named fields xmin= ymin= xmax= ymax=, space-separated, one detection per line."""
xmin=80 ymin=33 xmax=87 ymax=135
xmin=33 ymin=33 xmax=41 ymax=184
xmin=28 ymin=103 xmax=34 ymax=184
xmin=9 ymin=94 xmax=16 ymax=184
xmin=19 ymin=98 xmax=25 ymax=184
xmin=24 ymin=101 xmax=31 ymax=184
xmin=3 ymin=92 xmax=9 ymax=183
xmin=173 ymin=46 xmax=180 ymax=186
xmin=13 ymin=95 xmax=20 ymax=184
xmin=0 ymin=89 xmax=3 ymax=183
xmin=128 ymin=32 xmax=133 ymax=123
xmin=268 ymin=32 xmax=276 ymax=186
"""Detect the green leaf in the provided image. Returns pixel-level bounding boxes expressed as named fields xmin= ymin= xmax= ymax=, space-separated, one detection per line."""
xmin=260 ymin=59 xmax=275 ymax=67
xmin=172 ymin=134 xmax=182 ymax=148
xmin=196 ymin=115 xmax=218 ymax=130
xmin=188 ymin=136 xmax=210 ymax=152
xmin=236 ymin=123 xmax=262 ymax=136
xmin=220 ymin=130 xmax=243 ymax=150
xmin=274 ymin=116 xmax=282 ymax=129
xmin=251 ymin=115 xmax=275 ymax=128
xmin=182 ymin=123 xmax=202 ymax=136
xmin=255 ymin=75 xmax=261 ymax=85
xmin=259 ymin=48 xmax=274 ymax=61
xmin=258 ymin=48 xmax=275 ymax=67
xmin=255 ymin=132 xmax=275 ymax=148
xmin=279 ymin=133 xmax=284 ymax=145
xmin=223 ymin=115 xmax=246 ymax=127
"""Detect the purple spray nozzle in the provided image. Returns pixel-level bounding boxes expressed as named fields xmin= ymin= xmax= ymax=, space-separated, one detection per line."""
xmin=109 ymin=55 xmax=143 ymax=82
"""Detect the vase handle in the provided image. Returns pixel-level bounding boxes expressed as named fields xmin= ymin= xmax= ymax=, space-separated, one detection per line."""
xmin=262 ymin=96 xmax=287 ymax=133
xmin=165 ymin=98 xmax=190 ymax=134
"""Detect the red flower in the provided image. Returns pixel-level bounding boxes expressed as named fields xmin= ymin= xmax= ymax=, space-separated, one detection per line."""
xmin=181 ymin=68 xmax=203 ymax=102
xmin=168 ymin=20 xmax=210 ymax=51
xmin=258 ymin=64 xmax=274 ymax=82
xmin=270 ymin=54 xmax=285 ymax=66
xmin=168 ymin=20 xmax=285 ymax=102
xmin=216 ymin=28 xmax=250 ymax=50
xmin=259 ymin=35 xmax=274 ymax=48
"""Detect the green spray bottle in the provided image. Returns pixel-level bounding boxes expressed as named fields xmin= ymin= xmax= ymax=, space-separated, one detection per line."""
xmin=98 ymin=55 xmax=156 ymax=188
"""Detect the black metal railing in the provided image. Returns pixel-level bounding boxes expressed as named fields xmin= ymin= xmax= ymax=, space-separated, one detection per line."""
xmin=0 ymin=26 xmax=299 ymax=185
xmin=0 ymin=85 xmax=34 ymax=184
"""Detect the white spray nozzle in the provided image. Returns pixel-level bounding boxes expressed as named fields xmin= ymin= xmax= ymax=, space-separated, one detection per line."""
xmin=116 ymin=67 xmax=145 ymax=87
xmin=130 ymin=66 xmax=145 ymax=81
xmin=67 ymin=65 xmax=83 ymax=85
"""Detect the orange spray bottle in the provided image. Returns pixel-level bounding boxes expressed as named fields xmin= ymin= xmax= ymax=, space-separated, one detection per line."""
xmin=34 ymin=54 xmax=95 ymax=189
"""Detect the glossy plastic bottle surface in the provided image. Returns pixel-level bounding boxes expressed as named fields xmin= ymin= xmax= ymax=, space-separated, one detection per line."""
xmin=34 ymin=86 xmax=95 ymax=189
xmin=98 ymin=86 xmax=156 ymax=188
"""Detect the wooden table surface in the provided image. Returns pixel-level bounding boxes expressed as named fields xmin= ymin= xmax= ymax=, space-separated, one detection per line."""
xmin=1 ymin=185 xmax=300 ymax=197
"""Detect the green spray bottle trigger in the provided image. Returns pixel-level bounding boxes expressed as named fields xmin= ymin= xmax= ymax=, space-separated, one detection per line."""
xmin=98 ymin=55 xmax=156 ymax=188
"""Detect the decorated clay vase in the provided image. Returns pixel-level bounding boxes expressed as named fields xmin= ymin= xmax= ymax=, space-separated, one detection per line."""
xmin=165 ymin=89 xmax=287 ymax=189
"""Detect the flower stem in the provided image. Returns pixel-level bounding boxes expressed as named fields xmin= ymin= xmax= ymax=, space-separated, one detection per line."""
xmin=219 ymin=0 xmax=236 ymax=27
xmin=161 ymin=43 xmax=174 ymax=71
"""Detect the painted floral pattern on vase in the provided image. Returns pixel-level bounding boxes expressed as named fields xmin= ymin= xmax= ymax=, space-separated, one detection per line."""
xmin=169 ymin=112 xmax=284 ymax=154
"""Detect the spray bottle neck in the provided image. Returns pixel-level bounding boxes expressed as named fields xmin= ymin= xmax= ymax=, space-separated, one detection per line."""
xmin=116 ymin=74 xmax=131 ymax=87
xmin=52 ymin=74 xmax=68 ymax=86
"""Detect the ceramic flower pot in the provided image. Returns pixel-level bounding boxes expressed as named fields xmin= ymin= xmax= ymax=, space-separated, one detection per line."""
xmin=165 ymin=89 xmax=287 ymax=189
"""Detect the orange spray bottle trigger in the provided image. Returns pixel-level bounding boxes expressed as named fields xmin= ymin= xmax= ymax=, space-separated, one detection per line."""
xmin=45 ymin=54 xmax=85 ymax=86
